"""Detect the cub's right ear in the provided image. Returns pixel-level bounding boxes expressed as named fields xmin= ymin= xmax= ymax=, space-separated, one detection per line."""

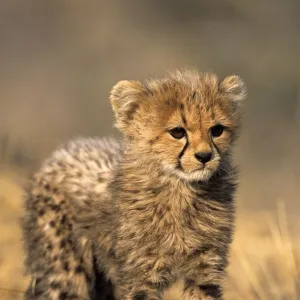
xmin=220 ymin=75 xmax=247 ymax=104
xmin=109 ymin=80 xmax=145 ymax=129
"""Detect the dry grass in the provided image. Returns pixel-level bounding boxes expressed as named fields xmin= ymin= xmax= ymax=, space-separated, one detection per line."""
xmin=225 ymin=205 xmax=300 ymax=300
xmin=0 ymin=170 xmax=299 ymax=300
xmin=0 ymin=170 xmax=29 ymax=300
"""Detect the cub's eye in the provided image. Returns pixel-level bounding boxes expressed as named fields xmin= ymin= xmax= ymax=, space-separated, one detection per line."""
xmin=169 ymin=127 xmax=186 ymax=139
xmin=211 ymin=124 xmax=225 ymax=137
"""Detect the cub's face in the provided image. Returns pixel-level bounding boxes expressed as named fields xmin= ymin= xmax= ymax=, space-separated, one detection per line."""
xmin=110 ymin=70 xmax=246 ymax=182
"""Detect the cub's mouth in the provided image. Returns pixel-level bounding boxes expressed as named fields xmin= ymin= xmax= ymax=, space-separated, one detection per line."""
xmin=188 ymin=167 xmax=215 ymax=180
xmin=163 ymin=159 xmax=220 ymax=182
xmin=169 ymin=166 xmax=215 ymax=182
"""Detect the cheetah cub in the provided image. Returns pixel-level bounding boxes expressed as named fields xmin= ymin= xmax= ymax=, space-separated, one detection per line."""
xmin=22 ymin=70 xmax=246 ymax=300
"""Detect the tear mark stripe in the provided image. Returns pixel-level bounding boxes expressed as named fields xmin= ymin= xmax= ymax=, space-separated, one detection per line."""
xmin=177 ymin=137 xmax=189 ymax=170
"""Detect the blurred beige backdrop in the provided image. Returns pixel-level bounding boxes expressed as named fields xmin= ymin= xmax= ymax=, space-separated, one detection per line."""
xmin=1 ymin=0 xmax=300 ymax=210
xmin=0 ymin=1 xmax=299 ymax=299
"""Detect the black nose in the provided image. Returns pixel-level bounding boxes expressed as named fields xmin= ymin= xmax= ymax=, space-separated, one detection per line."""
xmin=195 ymin=151 xmax=212 ymax=164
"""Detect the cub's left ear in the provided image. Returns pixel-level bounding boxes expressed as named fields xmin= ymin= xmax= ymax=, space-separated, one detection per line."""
xmin=110 ymin=80 xmax=145 ymax=119
xmin=220 ymin=75 xmax=246 ymax=103
xmin=109 ymin=80 xmax=147 ymax=134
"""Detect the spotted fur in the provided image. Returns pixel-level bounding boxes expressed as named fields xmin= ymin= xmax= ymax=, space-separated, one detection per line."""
xmin=22 ymin=69 xmax=246 ymax=300
xmin=22 ymin=138 xmax=120 ymax=299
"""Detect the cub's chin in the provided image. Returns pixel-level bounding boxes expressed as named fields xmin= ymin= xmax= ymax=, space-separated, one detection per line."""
xmin=163 ymin=164 xmax=215 ymax=182
xmin=176 ymin=168 xmax=215 ymax=182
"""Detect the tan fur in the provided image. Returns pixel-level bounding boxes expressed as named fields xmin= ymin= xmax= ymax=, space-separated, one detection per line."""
xmin=22 ymin=138 xmax=120 ymax=299
xmin=22 ymin=69 xmax=246 ymax=300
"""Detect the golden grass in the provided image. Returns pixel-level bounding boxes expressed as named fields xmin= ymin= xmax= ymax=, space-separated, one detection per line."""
xmin=0 ymin=170 xmax=299 ymax=300
xmin=225 ymin=204 xmax=300 ymax=300
xmin=0 ymin=170 xmax=29 ymax=300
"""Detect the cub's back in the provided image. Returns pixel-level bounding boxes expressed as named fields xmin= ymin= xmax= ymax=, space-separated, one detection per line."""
xmin=36 ymin=137 xmax=121 ymax=200
xmin=22 ymin=137 xmax=120 ymax=300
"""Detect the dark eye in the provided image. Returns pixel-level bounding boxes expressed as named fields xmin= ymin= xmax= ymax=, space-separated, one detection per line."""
xmin=211 ymin=124 xmax=225 ymax=137
xmin=169 ymin=127 xmax=186 ymax=139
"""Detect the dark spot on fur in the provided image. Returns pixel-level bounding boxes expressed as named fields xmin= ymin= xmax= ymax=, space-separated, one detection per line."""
xmin=145 ymin=86 xmax=154 ymax=96
xmin=53 ymin=255 xmax=59 ymax=261
xmin=184 ymin=279 xmax=195 ymax=291
xmin=60 ymin=215 xmax=67 ymax=225
xmin=97 ymin=176 xmax=106 ymax=183
xmin=50 ymin=204 xmax=60 ymax=212
xmin=128 ymin=232 xmax=135 ymax=239
xmin=199 ymin=284 xmax=221 ymax=297
xmin=44 ymin=197 xmax=50 ymax=203
xmin=59 ymin=292 xmax=68 ymax=299
xmin=155 ymin=208 xmax=163 ymax=217
xmin=49 ymin=220 xmax=56 ymax=227
xmin=38 ymin=209 xmax=45 ymax=216
xmin=84 ymin=270 xmax=92 ymax=282
xmin=161 ymin=82 xmax=169 ymax=92
xmin=133 ymin=291 xmax=147 ymax=300
xmin=129 ymin=189 xmax=140 ymax=194
xmin=147 ymin=278 xmax=169 ymax=289
xmin=83 ymin=199 xmax=91 ymax=207
xmin=46 ymin=243 xmax=53 ymax=250
xmin=190 ymin=245 xmax=211 ymax=258
xmin=60 ymin=239 xmax=67 ymax=248
xmin=191 ymin=90 xmax=197 ymax=100
xmin=60 ymin=253 xmax=67 ymax=261
xmin=144 ymin=187 xmax=162 ymax=195
xmin=57 ymin=161 xmax=64 ymax=168
xmin=67 ymin=235 xmax=73 ymax=244
xmin=185 ymin=216 xmax=194 ymax=229
xmin=44 ymin=266 xmax=54 ymax=275
xmin=108 ymin=249 xmax=116 ymax=259
xmin=56 ymin=229 xmax=61 ymax=236
xmin=192 ymin=200 xmax=199 ymax=211
xmin=127 ymin=103 xmax=140 ymax=121
xmin=80 ymin=257 xmax=85 ymax=265
xmin=75 ymin=265 xmax=84 ymax=273
xmin=195 ymin=260 xmax=211 ymax=270
xmin=32 ymin=236 xmax=40 ymax=244
xmin=63 ymin=262 xmax=70 ymax=272
xmin=50 ymin=281 xmax=62 ymax=289
xmin=66 ymin=280 xmax=72 ymax=287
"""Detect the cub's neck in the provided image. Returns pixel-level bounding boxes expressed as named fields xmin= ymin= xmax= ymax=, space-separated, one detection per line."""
xmin=111 ymin=144 xmax=236 ymax=207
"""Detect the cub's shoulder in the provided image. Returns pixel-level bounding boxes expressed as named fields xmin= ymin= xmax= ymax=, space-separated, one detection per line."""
xmin=34 ymin=137 xmax=121 ymax=199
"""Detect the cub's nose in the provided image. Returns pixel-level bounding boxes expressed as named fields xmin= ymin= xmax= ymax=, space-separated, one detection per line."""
xmin=195 ymin=151 xmax=212 ymax=164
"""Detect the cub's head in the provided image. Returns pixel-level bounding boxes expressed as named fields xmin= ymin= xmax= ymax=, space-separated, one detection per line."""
xmin=110 ymin=70 xmax=246 ymax=182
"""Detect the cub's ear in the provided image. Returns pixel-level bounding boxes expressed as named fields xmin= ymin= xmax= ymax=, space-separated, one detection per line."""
xmin=220 ymin=75 xmax=246 ymax=103
xmin=110 ymin=80 xmax=145 ymax=122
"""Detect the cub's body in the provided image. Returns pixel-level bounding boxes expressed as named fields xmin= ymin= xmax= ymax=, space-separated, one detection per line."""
xmin=23 ymin=138 xmax=120 ymax=299
xmin=23 ymin=70 xmax=246 ymax=300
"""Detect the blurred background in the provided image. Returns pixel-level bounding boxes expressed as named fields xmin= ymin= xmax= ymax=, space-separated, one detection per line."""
xmin=0 ymin=0 xmax=299 ymax=299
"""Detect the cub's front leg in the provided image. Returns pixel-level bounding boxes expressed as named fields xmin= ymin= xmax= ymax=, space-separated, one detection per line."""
xmin=114 ymin=282 xmax=160 ymax=300
xmin=181 ymin=249 xmax=226 ymax=300
xmin=182 ymin=281 xmax=222 ymax=300
xmin=113 ymin=259 xmax=173 ymax=300
xmin=114 ymin=272 xmax=161 ymax=300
